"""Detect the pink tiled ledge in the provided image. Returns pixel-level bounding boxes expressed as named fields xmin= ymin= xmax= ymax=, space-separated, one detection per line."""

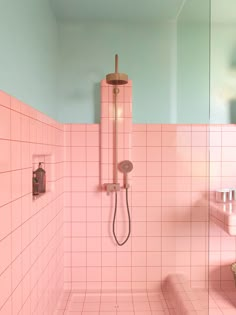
xmin=163 ymin=274 xmax=208 ymax=315
xmin=210 ymin=201 xmax=236 ymax=235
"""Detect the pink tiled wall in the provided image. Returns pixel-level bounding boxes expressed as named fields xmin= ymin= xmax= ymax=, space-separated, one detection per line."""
xmin=132 ymin=124 xmax=209 ymax=290
xmin=63 ymin=124 xmax=209 ymax=291
xmin=5 ymin=88 xmax=236 ymax=306
xmin=209 ymin=125 xmax=236 ymax=290
xmin=63 ymin=123 xmax=101 ymax=291
xmin=0 ymin=91 xmax=64 ymax=314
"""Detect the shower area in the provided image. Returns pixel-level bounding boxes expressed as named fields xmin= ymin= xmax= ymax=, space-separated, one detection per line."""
xmin=60 ymin=50 xmax=212 ymax=313
xmin=1 ymin=0 xmax=236 ymax=314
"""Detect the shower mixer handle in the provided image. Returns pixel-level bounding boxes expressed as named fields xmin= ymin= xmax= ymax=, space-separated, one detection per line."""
xmin=104 ymin=183 xmax=120 ymax=195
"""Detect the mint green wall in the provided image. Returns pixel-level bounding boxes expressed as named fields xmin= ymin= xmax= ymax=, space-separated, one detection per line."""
xmin=57 ymin=22 xmax=176 ymax=123
xmin=177 ymin=0 xmax=210 ymax=123
xmin=0 ymin=0 xmax=211 ymax=123
xmin=0 ymin=0 xmax=58 ymax=118
xmin=211 ymin=25 xmax=236 ymax=123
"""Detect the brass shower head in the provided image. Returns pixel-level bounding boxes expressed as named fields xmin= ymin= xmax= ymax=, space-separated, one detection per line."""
xmin=106 ymin=54 xmax=128 ymax=85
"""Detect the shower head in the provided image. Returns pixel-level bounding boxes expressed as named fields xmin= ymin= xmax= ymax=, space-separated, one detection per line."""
xmin=119 ymin=160 xmax=133 ymax=174
xmin=106 ymin=54 xmax=128 ymax=85
xmin=118 ymin=160 xmax=133 ymax=189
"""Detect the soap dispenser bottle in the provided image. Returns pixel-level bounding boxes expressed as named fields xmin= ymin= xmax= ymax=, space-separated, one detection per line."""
xmin=35 ymin=162 xmax=46 ymax=193
xmin=32 ymin=172 xmax=39 ymax=195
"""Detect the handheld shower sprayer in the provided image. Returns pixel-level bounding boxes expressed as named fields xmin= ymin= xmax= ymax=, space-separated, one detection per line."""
xmin=112 ymin=160 xmax=133 ymax=246
xmin=118 ymin=160 xmax=133 ymax=189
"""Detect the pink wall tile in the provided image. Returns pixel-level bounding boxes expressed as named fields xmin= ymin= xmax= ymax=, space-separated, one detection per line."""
xmin=87 ymin=146 xmax=99 ymax=161
xmin=86 ymin=124 xmax=99 ymax=132
xmin=162 ymin=161 xmax=192 ymax=177
xmin=11 ymin=97 xmax=22 ymax=112
xmin=71 ymin=131 xmax=86 ymax=146
xmin=87 ymin=162 xmax=99 ymax=177
xmin=147 ymin=222 xmax=161 ymax=236
xmin=0 ymin=140 xmax=11 ymax=172
xmin=0 ymin=235 xmax=11 ymax=275
xmin=132 ymin=161 xmax=146 ymax=176
xmin=147 ymin=192 xmax=162 ymax=206
xmin=21 ymin=115 xmax=30 ymax=142
xmin=0 ymin=203 xmax=11 ymax=241
xmin=147 ymin=124 xmax=162 ymax=131
xmin=221 ymin=131 xmax=236 ymax=147
xmin=71 ymin=161 xmax=86 ymax=176
xmin=0 ymin=266 xmax=11 ymax=309
xmin=192 ymin=131 xmax=208 ymax=146
xmin=11 ymin=141 xmax=21 ymax=170
xmin=132 ymin=192 xmax=147 ymax=206
xmin=162 ymin=131 xmax=191 ymax=147
xmin=147 ymin=146 xmax=161 ymax=161
xmin=71 ymin=124 xmax=86 ymax=131
xmin=162 ymin=176 xmax=192 ymax=192
xmin=192 ymin=146 xmax=208 ymax=161
xmin=147 ymin=161 xmax=161 ymax=176
xmin=132 ymin=146 xmax=146 ymax=161
xmin=0 ymin=105 xmax=10 ymax=139
xmin=210 ymin=131 xmax=221 ymax=146
xmin=131 ymin=177 xmax=147 ymax=192
xmin=71 ymin=146 xmax=86 ymax=161
xmin=132 ymin=131 xmax=146 ymax=146
xmin=0 ymin=172 xmax=11 ymax=207
xmin=162 ymin=124 xmax=191 ymax=132
xmin=11 ymin=110 xmax=21 ymax=141
xmin=86 ymin=131 xmax=99 ymax=146
xmin=132 ymin=124 xmax=146 ymax=132
xmin=162 ymin=146 xmax=191 ymax=162
xmin=0 ymin=90 xmax=11 ymax=108
xmin=222 ymin=146 xmax=236 ymax=161
xmin=147 ymin=131 xmax=161 ymax=146
xmin=146 ymin=177 xmax=161 ymax=191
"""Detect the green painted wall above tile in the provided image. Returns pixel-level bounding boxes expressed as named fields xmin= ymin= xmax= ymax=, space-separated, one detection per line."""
xmin=0 ymin=0 xmax=211 ymax=123
xmin=177 ymin=0 xmax=210 ymax=123
xmin=0 ymin=0 xmax=58 ymax=118
xmin=56 ymin=21 xmax=176 ymax=123
xmin=211 ymin=0 xmax=236 ymax=123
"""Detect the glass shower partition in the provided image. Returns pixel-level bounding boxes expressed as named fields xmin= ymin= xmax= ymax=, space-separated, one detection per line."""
xmin=164 ymin=0 xmax=211 ymax=314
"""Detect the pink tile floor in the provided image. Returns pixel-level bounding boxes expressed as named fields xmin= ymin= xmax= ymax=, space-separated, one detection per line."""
xmin=54 ymin=289 xmax=236 ymax=315
xmin=209 ymin=290 xmax=236 ymax=315
xmin=54 ymin=291 xmax=170 ymax=315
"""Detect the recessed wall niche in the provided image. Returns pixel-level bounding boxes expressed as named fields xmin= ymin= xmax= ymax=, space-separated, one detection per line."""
xmin=32 ymin=154 xmax=54 ymax=199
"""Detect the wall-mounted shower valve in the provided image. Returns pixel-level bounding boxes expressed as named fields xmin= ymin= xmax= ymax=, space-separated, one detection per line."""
xmin=104 ymin=183 xmax=120 ymax=195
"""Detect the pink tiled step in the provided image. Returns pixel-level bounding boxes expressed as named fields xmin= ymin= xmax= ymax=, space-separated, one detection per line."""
xmin=163 ymin=274 xmax=208 ymax=315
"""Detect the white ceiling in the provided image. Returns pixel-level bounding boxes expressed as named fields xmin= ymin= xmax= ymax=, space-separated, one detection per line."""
xmin=50 ymin=0 xmax=185 ymax=22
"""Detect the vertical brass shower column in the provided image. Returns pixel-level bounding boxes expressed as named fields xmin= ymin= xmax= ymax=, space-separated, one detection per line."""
xmin=113 ymin=87 xmax=119 ymax=185
xmin=101 ymin=54 xmax=133 ymax=245
xmin=104 ymin=54 xmax=129 ymax=194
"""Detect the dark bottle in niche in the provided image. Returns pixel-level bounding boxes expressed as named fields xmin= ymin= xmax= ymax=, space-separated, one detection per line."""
xmin=34 ymin=162 xmax=46 ymax=193
xmin=32 ymin=172 xmax=39 ymax=195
